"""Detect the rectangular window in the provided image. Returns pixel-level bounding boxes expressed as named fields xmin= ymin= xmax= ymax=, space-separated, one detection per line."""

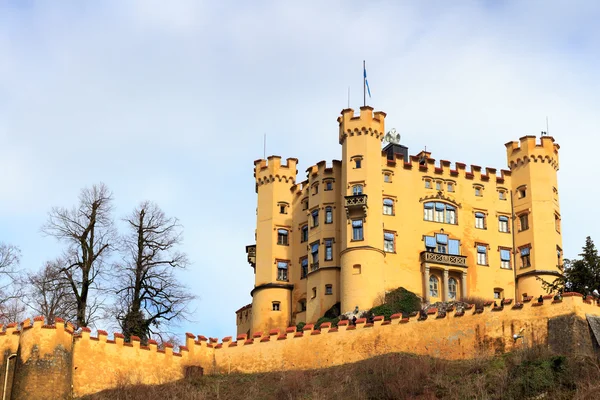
xmin=519 ymin=214 xmax=529 ymax=231
xmin=425 ymin=180 xmax=431 ymax=189
xmin=325 ymin=207 xmax=333 ymax=224
xmin=383 ymin=174 xmax=390 ymax=183
xmin=518 ymin=188 xmax=527 ymax=198
xmin=279 ymin=204 xmax=287 ymax=214
xmin=434 ymin=203 xmax=444 ymax=222
xmin=352 ymin=219 xmax=363 ymax=241
xmin=272 ymin=302 xmax=280 ymax=311
xmin=313 ymin=184 xmax=319 ymax=195
xmin=447 ymin=183 xmax=454 ymax=192
xmin=499 ymin=191 xmax=506 ymax=200
xmin=521 ymin=246 xmax=531 ymax=268
xmin=301 ymin=225 xmax=308 ymax=242
xmin=424 ymin=236 xmax=436 ymax=252
xmin=436 ymin=233 xmax=448 ymax=254
xmin=299 ymin=300 xmax=306 ymax=312
xmin=424 ymin=202 xmax=434 ymax=221
xmin=277 ymin=229 xmax=289 ymax=245
xmin=355 ymin=159 xmax=362 ymax=169
xmin=325 ymin=284 xmax=333 ymax=295
xmin=436 ymin=181 xmax=441 ymax=190
xmin=311 ymin=242 xmax=319 ymax=267
xmin=302 ymin=200 xmax=308 ymax=210
xmin=446 ymin=206 xmax=456 ymax=224
xmin=475 ymin=187 xmax=482 ymax=197
xmin=277 ymin=261 xmax=288 ymax=281
xmin=477 ymin=245 xmax=487 ymax=265
xmin=352 ymin=185 xmax=363 ymax=195
xmin=555 ymin=214 xmax=561 ymax=232
xmin=312 ymin=209 xmax=319 ymax=227
xmin=475 ymin=212 xmax=486 ymax=229
xmin=325 ymin=181 xmax=333 ymax=191
xmin=383 ymin=199 xmax=394 ymax=215
xmin=325 ymin=239 xmax=333 ymax=261
xmin=301 ymin=258 xmax=308 ymax=278
xmin=312 ymin=287 xmax=317 ymax=298
xmin=448 ymin=239 xmax=460 ymax=255
xmin=498 ymin=216 xmax=509 ymax=233
xmin=500 ymin=249 xmax=511 ymax=269
xmin=384 ymin=232 xmax=395 ymax=253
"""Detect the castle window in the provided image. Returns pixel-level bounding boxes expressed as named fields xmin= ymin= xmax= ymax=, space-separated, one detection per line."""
xmin=279 ymin=203 xmax=288 ymax=214
xmin=424 ymin=234 xmax=459 ymax=255
xmin=447 ymin=183 xmax=454 ymax=192
xmin=325 ymin=206 xmax=333 ymax=224
xmin=384 ymin=232 xmax=395 ymax=253
xmin=300 ymin=257 xmax=308 ymax=278
xmin=493 ymin=289 xmax=503 ymax=300
xmin=500 ymin=249 xmax=511 ymax=269
xmin=520 ymin=246 xmax=531 ymax=268
xmin=436 ymin=181 xmax=442 ymax=191
xmin=310 ymin=242 xmax=319 ymax=269
xmin=448 ymin=278 xmax=457 ymax=300
xmin=272 ymin=302 xmax=280 ymax=311
xmin=312 ymin=287 xmax=317 ymax=299
xmin=302 ymin=199 xmax=308 ymax=210
xmin=557 ymin=246 xmax=562 ymax=266
xmin=352 ymin=219 xmax=363 ymax=241
xmin=518 ymin=213 xmax=529 ymax=231
xmin=353 ymin=264 xmax=361 ymax=275
xmin=325 ymin=284 xmax=333 ymax=295
xmin=429 ymin=276 xmax=439 ymax=298
xmin=325 ymin=180 xmax=333 ymax=191
xmin=312 ymin=184 xmax=319 ymax=195
xmin=355 ymin=159 xmax=362 ymax=169
xmin=424 ymin=180 xmax=432 ymax=189
xmin=301 ymin=225 xmax=308 ymax=242
xmin=352 ymin=185 xmax=363 ymax=195
xmin=424 ymin=202 xmax=456 ymax=224
xmin=475 ymin=212 xmax=486 ymax=229
xmin=555 ymin=213 xmax=561 ymax=232
xmin=277 ymin=229 xmax=289 ymax=245
xmin=498 ymin=216 xmax=509 ymax=233
xmin=517 ymin=186 xmax=527 ymax=199
xmin=383 ymin=198 xmax=394 ymax=215
xmin=277 ymin=261 xmax=288 ymax=281
xmin=498 ymin=190 xmax=506 ymax=200
xmin=311 ymin=209 xmax=319 ymax=227
xmin=325 ymin=239 xmax=333 ymax=261
xmin=477 ymin=245 xmax=488 ymax=265
xmin=383 ymin=173 xmax=391 ymax=183
xmin=299 ymin=299 xmax=306 ymax=312
xmin=474 ymin=187 xmax=482 ymax=197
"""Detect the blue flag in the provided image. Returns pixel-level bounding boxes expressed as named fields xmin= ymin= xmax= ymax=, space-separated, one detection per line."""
xmin=364 ymin=66 xmax=371 ymax=98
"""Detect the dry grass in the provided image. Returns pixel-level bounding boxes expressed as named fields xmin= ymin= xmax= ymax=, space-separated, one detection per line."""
xmin=80 ymin=346 xmax=600 ymax=400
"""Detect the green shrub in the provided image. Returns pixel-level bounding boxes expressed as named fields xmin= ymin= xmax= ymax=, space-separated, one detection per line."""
xmin=296 ymin=321 xmax=306 ymax=331
xmin=323 ymin=302 xmax=341 ymax=319
xmin=315 ymin=317 xmax=339 ymax=330
xmin=368 ymin=287 xmax=422 ymax=320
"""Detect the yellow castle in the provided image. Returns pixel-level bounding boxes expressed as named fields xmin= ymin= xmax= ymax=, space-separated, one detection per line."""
xmin=237 ymin=106 xmax=562 ymax=336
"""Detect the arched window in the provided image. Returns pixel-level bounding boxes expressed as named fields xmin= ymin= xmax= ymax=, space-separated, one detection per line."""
xmin=429 ymin=275 xmax=439 ymax=298
xmin=448 ymin=278 xmax=457 ymax=300
xmin=424 ymin=202 xmax=456 ymax=224
xmin=352 ymin=185 xmax=363 ymax=195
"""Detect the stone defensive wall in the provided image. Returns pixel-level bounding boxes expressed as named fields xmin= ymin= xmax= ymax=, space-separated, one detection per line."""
xmin=2 ymin=294 xmax=599 ymax=399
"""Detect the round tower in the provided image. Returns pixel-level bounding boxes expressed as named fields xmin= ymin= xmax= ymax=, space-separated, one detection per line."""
xmin=250 ymin=156 xmax=297 ymax=334
xmin=338 ymin=106 xmax=387 ymax=313
xmin=505 ymin=135 xmax=562 ymax=299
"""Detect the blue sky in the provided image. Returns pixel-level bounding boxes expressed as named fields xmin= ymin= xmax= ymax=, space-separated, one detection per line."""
xmin=1 ymin=1 xmax=599 ymax=339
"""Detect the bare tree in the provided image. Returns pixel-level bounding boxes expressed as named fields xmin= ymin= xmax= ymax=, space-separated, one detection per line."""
xmin=0 ymin=298 xmax=26 ymax=325
xmin=0 ymin=242 xmax=23 ymax=311
xmin=25 ymin=260 xmax=78 ymax=324
xmin=42 ymin=183 xmax=116 ymax=328
xmin=116 ymin=201 xmax=194 ymax=343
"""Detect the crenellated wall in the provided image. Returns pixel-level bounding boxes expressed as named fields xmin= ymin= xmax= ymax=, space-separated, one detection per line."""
xmin=2 ymin=295 xmax=599 ymax=399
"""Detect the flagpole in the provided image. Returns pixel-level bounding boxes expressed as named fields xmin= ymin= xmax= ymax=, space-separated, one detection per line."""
xmin=363 ymin=60 xmax=366 ymax=107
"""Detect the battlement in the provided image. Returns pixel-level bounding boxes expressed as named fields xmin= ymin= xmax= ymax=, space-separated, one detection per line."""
xmin=385 ymin=152 xmax=511 ymax=185
xmin=338 ymin=106 xmax=386 ymax=145
xmin=505 ymin=135 xmax=560 ymax=170
xmin=305 ymin=160 xmax=342 ymax=180
xmin=254 ymin=156 xmax=298 ymax=191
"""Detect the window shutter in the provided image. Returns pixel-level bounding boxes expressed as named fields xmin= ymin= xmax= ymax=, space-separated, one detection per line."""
xmin=301 ymin=259 xmax=308 ymax=266
xmin=449 ymin=239 xmax=460 ymax=255
xmin=277 ymin=261 xmax=288 ymax=269
xmin=384 ymin=232 xmax=394 ymax=240
xmin=424 ymin=202 xmax=434 ymax=209
xmin=435 ymin=203 xmax=445 ymax=211
xmin=477 ymin=245 xmax=487 ymax=253
xmin=475 ymin=212 xmax=485 ymax=218
xmin=499 ymin=216 xmax=509 ymax=222
xmin=425 ymin=236 xmax=436 ymax=248
xmin=352 ymin=220 xmax=363 ymax=228
xmin=278 ymin=229 xmax=288 ymax=235
xmin=436 ymin=234 xmax=448 ymax=244
xmin=520 ymin=247 xmax=530 ymax=256
xmin=500 ymin=249 xmax=511 ymax=261
xmin=383 ymin=199 xmax=393 ymax=206
xmin=311 ymin=243 xmax=319 ymax=252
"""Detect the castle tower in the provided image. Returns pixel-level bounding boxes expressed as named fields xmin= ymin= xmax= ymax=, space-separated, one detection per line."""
xmin=505 ymin=135 xmax=562 ymax=299
xmin=338 ymin=107 xmax=387 ymax=313
xmin=250 ymin=156 xmax=298 ymax=334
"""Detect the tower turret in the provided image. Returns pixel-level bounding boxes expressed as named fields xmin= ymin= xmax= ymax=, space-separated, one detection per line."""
xmin=505 ymin=135 xmax=562 ymax=299
xmin=250 ymin=156 xmax=298 ymax=334
xmin=338 ymin=106 xmax=387 ymax=313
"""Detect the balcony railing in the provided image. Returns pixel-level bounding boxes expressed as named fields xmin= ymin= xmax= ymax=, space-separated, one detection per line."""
xmin=246 ymin=244 xmax=256 ymax=268
xmin=344 ymin=194 xmax=368 ymax=218
xmin=420 ymin=251 xmax=467 ymax=268
xmin=310 ymin=262 xmax=320 ymax=272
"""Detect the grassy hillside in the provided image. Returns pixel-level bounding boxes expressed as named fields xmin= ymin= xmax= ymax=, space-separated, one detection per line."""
xmin=80 ymin=346 xmax=600 ymax=400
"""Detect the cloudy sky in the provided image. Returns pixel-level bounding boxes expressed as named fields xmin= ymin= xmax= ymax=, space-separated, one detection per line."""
xmin=1 ymin=1 xmax=599 ymax=339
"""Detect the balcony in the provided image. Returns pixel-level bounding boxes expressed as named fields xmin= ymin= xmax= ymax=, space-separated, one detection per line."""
xmin=420 ymin=251 xmax=467 ymax=268
xmin=246 ymin=245 xmax=256 ymax=269
xmin=344 ymin=194 xmax=368 ymax=218
xmin=310 ymin=262 xmax=320 ymax=272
